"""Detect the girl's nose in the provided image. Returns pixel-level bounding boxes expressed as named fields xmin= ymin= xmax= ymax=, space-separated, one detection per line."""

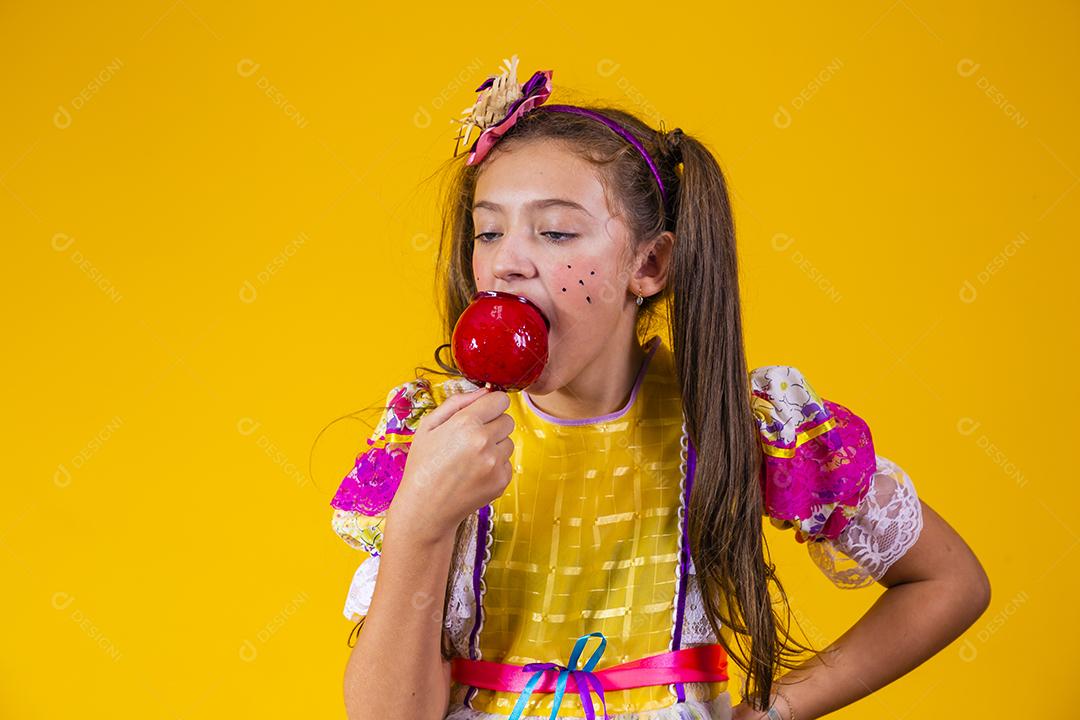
xmin=491 ymin=230 xmax=537 ymax=282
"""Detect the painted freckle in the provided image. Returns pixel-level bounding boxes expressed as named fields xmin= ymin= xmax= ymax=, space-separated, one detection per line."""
xmin=586 ymin=296 xmax=591 ymax=303
xmin=578 ymin=279 xmax=584 ymax=285
xmin=590 ymin=271 xmax=595 ymax=275
xmin=561 ymin=288 xmax=566 ymax=292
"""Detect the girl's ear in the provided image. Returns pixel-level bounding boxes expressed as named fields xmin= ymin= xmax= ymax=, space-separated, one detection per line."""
xmin=632 ymin=231 xmax=675 ymax=296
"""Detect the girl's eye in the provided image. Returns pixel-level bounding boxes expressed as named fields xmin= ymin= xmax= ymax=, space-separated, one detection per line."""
xmin=473 ymin=232 xmax=577 ymax=244
xmin=542 ymin=232 xmax=575 ymax=242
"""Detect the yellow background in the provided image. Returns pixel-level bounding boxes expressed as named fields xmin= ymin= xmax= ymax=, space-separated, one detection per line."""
xmin=3 ymin=2 xmax=1075 ymax=718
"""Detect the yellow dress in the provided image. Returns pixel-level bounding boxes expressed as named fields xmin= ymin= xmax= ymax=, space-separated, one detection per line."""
xmin=330 ymin=333 xmax=926 ymax=719
xmin=459 ymin=334 xmax=728 ymax=718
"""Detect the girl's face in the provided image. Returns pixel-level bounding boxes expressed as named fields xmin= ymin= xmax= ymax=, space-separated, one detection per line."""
xmin=471 ymin=139 xmax=649 ymax=394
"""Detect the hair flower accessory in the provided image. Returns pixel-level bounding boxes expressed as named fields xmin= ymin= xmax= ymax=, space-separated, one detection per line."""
xmin=451 ymin=54 xmax=672 ymax=207
xmin=452 ymin=54 xmax=553 ymax=166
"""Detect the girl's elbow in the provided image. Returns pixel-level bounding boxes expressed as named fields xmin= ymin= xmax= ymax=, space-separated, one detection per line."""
xmin=955 ymin=556 xmax=992 ymax=627
xmin=972 ymin=561 xmax=992 ymax=615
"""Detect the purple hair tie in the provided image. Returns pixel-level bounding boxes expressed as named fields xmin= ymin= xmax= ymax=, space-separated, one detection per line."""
xmin=452 ymin=54 xmax=672 ymax=206
xmin=536 ymin=104 xmax=667 ymax=204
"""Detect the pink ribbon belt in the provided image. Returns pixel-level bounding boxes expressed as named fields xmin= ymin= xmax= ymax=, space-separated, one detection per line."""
xmin=451 ymin=637 xmax=729 ymax=692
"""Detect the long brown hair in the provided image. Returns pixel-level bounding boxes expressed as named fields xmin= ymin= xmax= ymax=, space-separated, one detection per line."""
xmin=414 ymin=102 xmax=823 ymax=710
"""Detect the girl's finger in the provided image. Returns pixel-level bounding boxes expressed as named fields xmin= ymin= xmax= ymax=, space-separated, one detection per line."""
xmin=418 ymin=387 xmax=489 ymax=432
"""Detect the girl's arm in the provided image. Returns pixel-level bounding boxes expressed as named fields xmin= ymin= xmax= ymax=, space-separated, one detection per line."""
xmin=737 ymin=499 xmax=991 ymax=720
xmin=338 ymin=385 xmax=511 ymax=720
xmin=342 ymin=508 xmax=455 ymax=720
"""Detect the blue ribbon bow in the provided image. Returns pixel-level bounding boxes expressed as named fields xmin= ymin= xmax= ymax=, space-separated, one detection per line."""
xmin=507 ymin=631 xmax=610 ymax=720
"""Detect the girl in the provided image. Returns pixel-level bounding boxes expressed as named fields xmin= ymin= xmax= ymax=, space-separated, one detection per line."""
xmin=329 ymin=56 xmax=990 ymax=720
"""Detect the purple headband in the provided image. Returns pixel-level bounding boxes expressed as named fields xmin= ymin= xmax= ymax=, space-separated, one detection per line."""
xmin=451 ymin=55 xmax=677 ymax=207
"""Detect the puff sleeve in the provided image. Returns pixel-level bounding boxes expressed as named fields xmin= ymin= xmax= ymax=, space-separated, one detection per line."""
xmin=329 ymin=378 xmax=439 ymax=621
xmin=329 ymin=375 xmax=480 ymax=621
xmin=751 ymin=365 xmax=924 ymax=589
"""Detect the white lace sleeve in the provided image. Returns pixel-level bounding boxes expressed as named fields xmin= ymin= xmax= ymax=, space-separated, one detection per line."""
xmin=806 ymin=454 xmax=924 ymax=589
xmin=343 ymin=554 xmax=381 ymax=621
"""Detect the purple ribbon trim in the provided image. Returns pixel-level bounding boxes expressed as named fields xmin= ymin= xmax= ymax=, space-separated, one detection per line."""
xmin=464 ymin=503 xmax=492 ymax=709
xmin=670 ymin=436 xmax=697 ymax=702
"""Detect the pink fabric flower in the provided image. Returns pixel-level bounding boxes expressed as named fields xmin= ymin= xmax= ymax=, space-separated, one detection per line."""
xmin=462 ymin=68 xmax=553 ymax=166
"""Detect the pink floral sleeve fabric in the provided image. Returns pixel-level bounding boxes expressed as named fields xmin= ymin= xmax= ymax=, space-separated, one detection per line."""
xmin=750 ymin=365 xmax=877 ymax=544
xmin=329 ymin=376 xmax=480 ymax=622
xmin=329 ymin=379 xmax=437 ymax=555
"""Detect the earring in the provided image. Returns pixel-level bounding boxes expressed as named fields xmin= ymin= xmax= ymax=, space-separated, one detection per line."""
xmin=635 ymin=293 xmax=644 ymax=306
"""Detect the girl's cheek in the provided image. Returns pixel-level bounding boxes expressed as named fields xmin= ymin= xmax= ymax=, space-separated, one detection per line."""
xmin=553 ymin=262 xmax=604 ymax=308
xmin=476 ymin=256 xmax=496 ymax=288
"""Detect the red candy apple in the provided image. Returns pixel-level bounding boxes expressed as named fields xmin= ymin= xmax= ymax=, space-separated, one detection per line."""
xmin=451 ymin=290 xmax=550 ymax=392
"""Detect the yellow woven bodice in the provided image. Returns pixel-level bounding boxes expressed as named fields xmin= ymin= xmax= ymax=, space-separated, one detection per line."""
xmin=462 ymin=335 xmax=728 ymax=717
